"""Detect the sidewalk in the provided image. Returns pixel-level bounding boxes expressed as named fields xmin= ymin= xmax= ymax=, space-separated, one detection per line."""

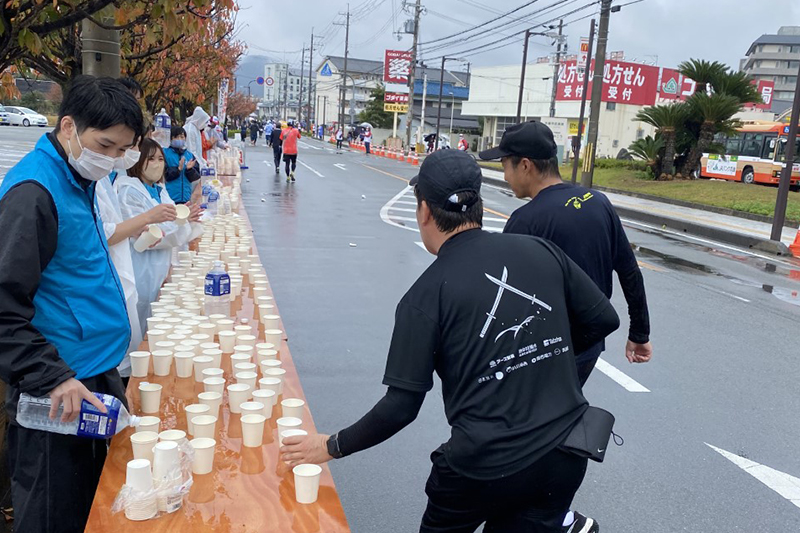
xmin=480 ymin=168 xmax=797 ymax=256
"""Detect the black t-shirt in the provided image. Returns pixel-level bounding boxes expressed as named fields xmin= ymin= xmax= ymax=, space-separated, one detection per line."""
xmin=382 ymin=229 xmax=612 ymax=479
xmin=504 ymin=183 xmax=650 ymax=357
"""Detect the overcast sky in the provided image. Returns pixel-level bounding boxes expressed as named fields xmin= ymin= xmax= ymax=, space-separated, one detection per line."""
xmin=235 ymin=0 xmax=800 ymax=73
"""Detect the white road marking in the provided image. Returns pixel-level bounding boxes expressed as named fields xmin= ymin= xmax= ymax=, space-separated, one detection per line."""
xmin=298 ymin=160 xmax=324 ymax=177
xmin=389 ymin=215 xmax=420 ymax=223
xmin=710 ymin=288 xmax=751 ymax=303
xmin=262 ymin=160 xmax=272 ymax=167
xmin=415 ymin=242 xmax=427 ymax=251
xmin=334 ymin=163 xmax=347 ymax=171
xmin=299 ymin=141 xmax=322 ymax=150
xmin=393 ymin=200 xmax=417 ymax=205
xmin=706 ymin=443 xmax=800 ymax=509
xmin=484 ymin=226 xmax=503 ymax=233
xmin=388 ymin=207 xmax=416 ymax=213
xmin=380 ymin=186 xmax=418 ymax=233
xmin=594 ymin=358 xmax=651 ymax=393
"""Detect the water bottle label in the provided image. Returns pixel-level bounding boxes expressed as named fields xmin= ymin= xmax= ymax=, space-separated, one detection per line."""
xmin=76 ymin=393 xmax=122 ymax=439
xmin=204 ymin=273 xmax=230 ymax=297
xmin=208 ymin=168 xmax=216 ymax=177
xmin=208 ymin=190 xmax=220 ymax=202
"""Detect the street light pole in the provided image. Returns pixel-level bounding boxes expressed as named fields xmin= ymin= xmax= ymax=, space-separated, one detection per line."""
xmin=435 ymin=57 xmax=447 ymax=150
xmin=449 ymin=92 xmax=455 ymax=137
xmin=770 ymin=60 xmax=800 ymax=241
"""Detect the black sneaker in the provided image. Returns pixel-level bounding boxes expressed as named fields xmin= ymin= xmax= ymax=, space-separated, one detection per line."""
xmin=562 ymin=512 xmax=598 ymax=533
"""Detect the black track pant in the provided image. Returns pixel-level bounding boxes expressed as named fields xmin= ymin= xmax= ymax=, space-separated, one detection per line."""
xmin=273 ymin=147 xmax=282 ymax=169
xmin=284 ymin=154 xmax=297 ymax=176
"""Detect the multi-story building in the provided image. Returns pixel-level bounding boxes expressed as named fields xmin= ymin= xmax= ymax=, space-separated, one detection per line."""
xmin=261 ymin=63 xmax=316 ymax=122
xmin=741 ymin=26 xmax=800 ymax=115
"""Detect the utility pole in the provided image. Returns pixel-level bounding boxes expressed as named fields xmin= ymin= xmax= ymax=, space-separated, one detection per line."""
xmin=549 ymin=19 xmax=563 ymax=118
xmin=418 ymin=73 xmax=428 ymax=145
xmin=81 ymin=9 xmax=120 ymax=77
xmin=771 ymin=60 xmax=800 ymax=241
xmin=516 ymin=30 xmax=531 ymax=123
xmin=405 ymin=0 xmax=422 ymax=153
xmin=335 ymin=6 xmax=351 ymax=130
xmin=299 ymin=46 xmax=306 ymax=125
xmin=308 ymin=28 xmax=315 ymax=126
xmin=581 ymin=0 xmax=612 ymax=188
xmin=571 ymin=18 xmax=595 ymax=184
xmin=435 ymin=57 xmax=447 ymax=150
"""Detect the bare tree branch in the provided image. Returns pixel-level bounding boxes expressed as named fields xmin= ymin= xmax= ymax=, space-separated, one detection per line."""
xmin=29 ymin=0 xmax=116 ymax=35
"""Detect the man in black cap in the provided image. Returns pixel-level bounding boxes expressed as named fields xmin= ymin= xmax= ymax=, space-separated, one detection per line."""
xmin=281 ymin=149 xmax=619 ymax=532
xmin=480 ymin=120 xmax=652 ymax=387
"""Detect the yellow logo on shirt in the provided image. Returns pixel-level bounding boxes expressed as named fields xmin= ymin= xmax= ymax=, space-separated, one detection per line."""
xmin=565 ymin=192 xmax=594 ymax=210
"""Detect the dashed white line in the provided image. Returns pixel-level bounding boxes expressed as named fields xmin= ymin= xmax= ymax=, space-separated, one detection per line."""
xmin=334 ymin=163 xmax=347 ymax=171
xmin=380 ymin=186 xmax=418 ymax=233
xmin=706 ymin=443 xmax=800 ymax=509
xmin=594 ymin=358 xmax=651 ymax=393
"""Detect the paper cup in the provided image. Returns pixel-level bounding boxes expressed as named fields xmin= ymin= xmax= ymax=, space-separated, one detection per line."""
xmin=218 ymin=330 xmax=236 ymax=353
xmin=258 ymin=304 xmax=275 ymax=321
xmin=281 ymin=429 xmax=308 ymax=462
xmin=158 ymin=429 xmax=187 ymax=444
xmin=129 ymin=351 xmax=150 ymax=378
xmin=174 ymin=352 xmax=195 ymax=378
xmin=138 ymin=382 xmax=162 ymax=414
xmin=252 ymin=389 xmax=277 ymax=414
xmin=227 ymin=383 xmax=251 ymax=414
xmin=191 ymin=415 xmax=217 ymax=439
xmin=190 ymin=438 xmax=216 ymax=475
xmin=154 ymin=341 xmax=176 ymax=353
xmin=262 ymin=315 xmax=281 ymax=330
xmin=146 ymin=316 xmax=165 ymax=331
xmin=252 ymin=287 xmax=268 ymax=301
xmin=202 ymin=367 xmax=224 ymax=381
xmin=151 ymin=350 xmax=173 ymax=377
xmin=166 ymin=334 xmax=187 ymax=345
xmin=265 ymin=329 xmax=283 ymax=347
xmin=293 ymin=464 xmax=322 ymax=504
xmin=260 ymin=359 xmax=282 ymax=373
xmin=257 ymin=349 xmax=279 ymax=362
xmin=230 ymin=353 xmax=252 ymax=366
xmin=134 ymin=225 xmax=163 ymax=252
xmin=126 ymin=457 xmax=155 ymax=492
xmin=185 ymin=403 xmax=211 ymax=436
xmin=217 ymin=319 xmax=235 ymax=333
xmin=152 ymin=440 xmax=180 ymax=482
xmin=175 ymin=204 xmax=190 ymax=225
xmin=198 ymin=391 xmax=223 ymax=415
xmin=237 ymin=335 xmax=257 ymax=347
xmin=236 ymin=371 xmax=258 ymax=390
xmin=276 ymin=417 xmax=302 ymax=446
xmin=193 ymin=355 xmax=214 ymax=382
xmin=198 ymin=323 xmax=217 ymax=338
xmin=240 ymin=414 xmax=266 ymax=447
xmin=240 ymin=401 xmax=265 ymax=419
xmin=234 ymin=362 xmax=257 ymax=374
xmin=147 ymin=330 xmax=167 ymax=351
xmin=258 ymin=377 xmax=282 ymax=396
xmin=203 ymin=377 xmax=226 ymax=394
xmin=255 ymin=342 xmax=276 ymax=353
xmin=281 ymin=398 xmax=305 ymax=420
xmin=233 ymin=325 xmax=253 ymax=342
xmin=199 ymin=341 xmax=220 ymax=352
xmin=233 ymin=345 xmax=254 ymax=358
xmin=191 ymin=334 xmax=212 ymax=345
xmin=264 ymin=368 xmax=287 ymax=393
xmin=130 ymin=431 xmax=158 ymax=463
xmin=202 ymin=349 xmax=223 ymax=368
xmin=136 ymin=416 xmax=161 ymax=434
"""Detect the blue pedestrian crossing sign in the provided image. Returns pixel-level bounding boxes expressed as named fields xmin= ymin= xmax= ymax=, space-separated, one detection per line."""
xmin=321 ymin=63 xmax=333 ymax=77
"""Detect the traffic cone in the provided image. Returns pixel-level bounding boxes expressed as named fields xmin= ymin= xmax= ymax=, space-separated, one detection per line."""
xmin=411 ymin=153 xmax=419 ymax=166
xmin=790 ymin=225 xmax=800 ymax=256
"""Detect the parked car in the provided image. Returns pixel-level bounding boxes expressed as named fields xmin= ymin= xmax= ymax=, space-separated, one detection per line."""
xmin=0 ymin=105 xmax=8 ymax=126
xmin=5 ymin=106 xmax=48 ymax=127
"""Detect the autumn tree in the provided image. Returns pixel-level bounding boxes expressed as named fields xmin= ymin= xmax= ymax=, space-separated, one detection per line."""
xmin=225 ymin=91 xmax=256 ymax=126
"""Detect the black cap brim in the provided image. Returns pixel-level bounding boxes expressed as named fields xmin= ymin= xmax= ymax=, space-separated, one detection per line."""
xmin=478 ymin=146 xmax=512 ymax=161
xmin=409 ymin=175 xmax=419 ymax=186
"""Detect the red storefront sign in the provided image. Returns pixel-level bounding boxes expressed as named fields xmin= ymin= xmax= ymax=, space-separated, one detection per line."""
xmin=557 ymin=60 xmax=660 ymax=105
xmin=384 ymin=92 xmax=409 ymax=104
xmin=656 ymin=67 xmax=697 ymax=101
xmin=384 ymin=50 xmax=413 ymax=84
xmin=745 ymin=80 xmax=774 ymax=110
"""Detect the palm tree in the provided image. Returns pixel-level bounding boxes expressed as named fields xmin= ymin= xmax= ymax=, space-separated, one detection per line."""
xmin=629 ymin=135 xmax=665 ymax=175
xmin=680 ymin=92 xmax=742 ymax=176
xmin=678 ymin=59 xmax=728 ymax=94
xmin=634 ymin=103 xmax=688 ymax=177
xmin=711 ymin=70 xmax=761 ymax=104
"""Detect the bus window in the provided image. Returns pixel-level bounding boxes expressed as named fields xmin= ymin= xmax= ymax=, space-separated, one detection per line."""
xmin=776 ymin=137 xmax=800 ymax=162
xmin=762 ymin=135 xmax=778 ymax=160
xmin=741 ymin=133 xmax=765 ymax=157
xmin=724 ymin=133 xmax=742 ymax=155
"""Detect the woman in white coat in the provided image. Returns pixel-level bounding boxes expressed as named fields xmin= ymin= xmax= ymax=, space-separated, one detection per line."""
xmin=117 ymin=138 xmax=203 ymax=335
xmin=185 ymin=106 xmax=210 ymax=169
xmin=96 ymin=164 xmax=177 ymax=377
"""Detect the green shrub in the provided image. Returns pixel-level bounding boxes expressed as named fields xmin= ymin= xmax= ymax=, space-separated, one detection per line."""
xmin=594 ymin=159 xmax=648 ymax=171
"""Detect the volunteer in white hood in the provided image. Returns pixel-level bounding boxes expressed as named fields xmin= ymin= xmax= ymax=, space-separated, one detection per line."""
xmin=117 ymin=138 xmax=203 ymax=335
xmin=185 ymin=105 xmax=210 ymax=168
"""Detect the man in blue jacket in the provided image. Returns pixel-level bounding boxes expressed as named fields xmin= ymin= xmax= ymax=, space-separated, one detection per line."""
xmin=0 ymin=75 xmax=144 ymax=533
xmin=164 ymin=125 xmax=201 ymax=204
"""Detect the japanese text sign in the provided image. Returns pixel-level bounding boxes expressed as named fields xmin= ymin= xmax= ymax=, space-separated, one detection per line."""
xmin=384 ymin=50 xmax=413 ymax=84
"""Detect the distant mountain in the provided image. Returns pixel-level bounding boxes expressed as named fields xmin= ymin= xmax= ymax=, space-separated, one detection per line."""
xmin=234 ymin=54 xmax=269 ymax=93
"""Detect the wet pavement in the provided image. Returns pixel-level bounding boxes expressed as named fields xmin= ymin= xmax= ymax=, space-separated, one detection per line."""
xmin=240 ymin=136 xmax=800 ymax=532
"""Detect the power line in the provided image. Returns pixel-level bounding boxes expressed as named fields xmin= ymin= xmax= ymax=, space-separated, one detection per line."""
xmin=420 ymin=0 xmax=542 ymax=46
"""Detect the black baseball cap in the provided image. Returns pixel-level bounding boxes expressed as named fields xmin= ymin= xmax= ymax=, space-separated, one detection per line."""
xmin=478 ymin=120 xmax=557 ymax=161
xmin=409 ymin=150 xmax=482 ymax=212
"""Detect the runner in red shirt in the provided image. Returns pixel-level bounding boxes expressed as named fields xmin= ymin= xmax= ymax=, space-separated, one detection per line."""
xmin=280 ymin=120 xmax=301 ymax=182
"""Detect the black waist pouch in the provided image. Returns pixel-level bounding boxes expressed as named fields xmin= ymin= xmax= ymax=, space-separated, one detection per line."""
xmin=559 ymin=406 xmax=616 ymax=463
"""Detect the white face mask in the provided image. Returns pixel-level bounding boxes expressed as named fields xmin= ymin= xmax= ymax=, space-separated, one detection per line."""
xmin=68 ymin=134 xmax=117 ymax=182
xmin=142 ymin=161 xmax=165 ymax=183
xmin=115 ymin=148 xmax=141 ymax=170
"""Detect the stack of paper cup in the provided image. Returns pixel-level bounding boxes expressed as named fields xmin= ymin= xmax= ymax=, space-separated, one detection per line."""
xmin=130 ymin=431 xmax=158 ymax=464
xmin=293 ymin=464 xmax=323 ymax=504
xmin=241 ymin=414 xmax=267 ymax=447
xmin=124 ymin=459 xmax=158 ymax=521
xmin=129 ymin=351 xmax=150 ymax=378
xmin=152 ymin=441 xmax=183 ymax=513
xmin=276 ymin=417 xmax=303 ymax=446
xmin=138 ymin=382 xmax=162 ymax=414
xmin=190 ymin=438 xmax=216 ymax=475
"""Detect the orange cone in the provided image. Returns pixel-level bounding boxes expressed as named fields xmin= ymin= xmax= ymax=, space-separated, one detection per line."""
xmin=790 ymin=225 xmax=800 ymax=256
xmin=411 ymin=153 xmax=419 ymax=166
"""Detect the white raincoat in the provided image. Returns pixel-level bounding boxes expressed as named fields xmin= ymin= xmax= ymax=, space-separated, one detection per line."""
xmin=116 ymin=175 xmax=203 ymax=336
xmin=185 ymin=106 xmax=210 ymax=169
xmin=96 ymin=172 xmax=142 ymax=377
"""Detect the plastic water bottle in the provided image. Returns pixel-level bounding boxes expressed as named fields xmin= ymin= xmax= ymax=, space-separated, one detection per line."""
xmin=154 ymin=108 xmax=171 ymax=149
xmin=207 ymin=188 xmax=220 ymax=216
xmin=204 ymin=260 xmax=231 ymax=317
xmin=16 ymin=392 xmax=139 ymax=438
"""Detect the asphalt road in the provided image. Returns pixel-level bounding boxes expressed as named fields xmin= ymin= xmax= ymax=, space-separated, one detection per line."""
xmin=2 ymin=127 xmax=800 ymax=532
xmin=240 ymin=135 xmax=800 ymax=533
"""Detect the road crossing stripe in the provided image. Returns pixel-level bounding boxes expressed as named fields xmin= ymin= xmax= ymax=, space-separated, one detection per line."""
xmin=594 ymin=358 xmax=651 ymax=393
